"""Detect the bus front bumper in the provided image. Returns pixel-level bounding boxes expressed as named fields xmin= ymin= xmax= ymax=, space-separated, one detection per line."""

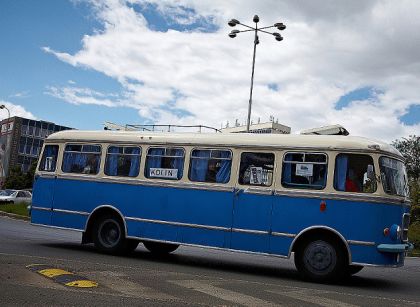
xmin=377 ymin=242 xmax=414 ymax=253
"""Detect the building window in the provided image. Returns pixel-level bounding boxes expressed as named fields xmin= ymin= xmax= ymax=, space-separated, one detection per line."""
xmin=105 ymin=146 xmax=141 ymax=177
xmin=334 ymin=154 xmax=376 ymax=193
xmin=39 ymin=145 xmax=59 ymax=172
xmin=189 ymin=149 xmax=232 ymax=183
xmin=145 ymin=147 xmax=185 ymax=180
xmin=239 ymin=152 xmax=274 ymax=186
xmin=62 ymin=144 xmax=101 ymax=175
xmin=282 ymin=152 xmax=328 ymax=190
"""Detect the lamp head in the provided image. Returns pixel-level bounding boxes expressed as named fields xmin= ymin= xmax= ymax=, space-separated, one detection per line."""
xmin=275 ymin=35 xmax=283 ymax=41
xmin=274 ymin=22 xmax=286 ymax=30
xmin=228 ymin=19 xmax=240 ymax=27
xmin=253 ymin=15 xmax=259 ymax=23
xmin=228 ymin=32 xmax=237 ymax=38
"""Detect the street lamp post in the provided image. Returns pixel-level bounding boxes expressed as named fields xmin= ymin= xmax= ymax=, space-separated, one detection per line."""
xmin=228 ymin=16 xmax=286 ymax=132
xmin=0 ymin=104 xmax=10 ymax=184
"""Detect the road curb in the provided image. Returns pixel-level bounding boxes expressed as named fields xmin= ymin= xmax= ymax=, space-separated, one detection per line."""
xmin=0 ymin=211 xmax=30 ymax=221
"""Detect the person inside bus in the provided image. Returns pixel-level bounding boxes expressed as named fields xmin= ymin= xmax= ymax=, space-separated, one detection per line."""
xmin=345 ymin=168 xmax=361 ymax=192
xmin=83 ymin=155 xmax=97 ymax=174
xmin=205 ymin=160 xmax=218 ymax=182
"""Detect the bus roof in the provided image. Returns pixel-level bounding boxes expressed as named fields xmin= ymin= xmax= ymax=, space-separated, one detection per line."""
xmin=46 ymin=130 xmax=402 ymax=158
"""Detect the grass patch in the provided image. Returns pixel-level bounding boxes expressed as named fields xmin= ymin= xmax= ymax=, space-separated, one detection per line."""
xmin=408 ymin=222 xmax=420 ymax=256
xmin=0 ymin=202 xmax=29 ymax=217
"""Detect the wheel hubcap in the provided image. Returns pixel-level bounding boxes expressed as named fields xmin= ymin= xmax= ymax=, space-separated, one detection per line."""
xmin=303 ymin=240 xmax=336 ymax=275
xmin=98 ymin=220 xmax=121 ymax=248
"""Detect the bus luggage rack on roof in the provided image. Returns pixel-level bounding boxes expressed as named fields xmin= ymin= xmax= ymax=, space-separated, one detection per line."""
xmin=104 ymin=122 xmax=221 ymax=133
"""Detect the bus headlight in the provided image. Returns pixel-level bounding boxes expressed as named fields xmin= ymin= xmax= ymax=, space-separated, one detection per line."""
xmin=390 ymin=224 xmax=402 ymax=241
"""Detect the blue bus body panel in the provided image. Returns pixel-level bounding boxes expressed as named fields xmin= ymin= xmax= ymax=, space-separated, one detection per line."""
xmin=231 ymin=191 xmax=272 ymax=253
xmin=272 ymin=195 xmax=406 ymax=265
xmin=31 ymin=175 xmax=409 ymax=267
xmin=31 ymin=176 xmax=55 ymax=225
xmin=50 ymin=179 xmax=233 ymax=248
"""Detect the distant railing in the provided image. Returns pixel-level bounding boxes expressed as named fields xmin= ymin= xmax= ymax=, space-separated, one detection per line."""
xmin=104 ymin=122 xmax=221 ymax=133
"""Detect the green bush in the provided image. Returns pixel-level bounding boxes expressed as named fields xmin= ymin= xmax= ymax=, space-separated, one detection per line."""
xmin=408 ymin=221 xmax=420 ymax=255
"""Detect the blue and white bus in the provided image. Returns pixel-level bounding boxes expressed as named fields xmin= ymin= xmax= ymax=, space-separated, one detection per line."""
xmin=31 ymin=130 xmax=413 ymax=282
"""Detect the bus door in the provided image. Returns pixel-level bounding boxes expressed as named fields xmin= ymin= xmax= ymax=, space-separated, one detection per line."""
xmin=31 ymin=145 xmax=59 ymax=225
xmin=231 ymin=152 xmax=275 ymax=253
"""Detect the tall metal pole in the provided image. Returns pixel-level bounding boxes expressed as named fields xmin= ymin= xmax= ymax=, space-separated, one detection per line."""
xmin=246 ymin=23 xmax=258 ymax=132
xmin=0 ymin=105 xmax=10 ymax=184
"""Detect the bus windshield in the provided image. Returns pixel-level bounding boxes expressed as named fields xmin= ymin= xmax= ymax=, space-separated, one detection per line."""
xmin=379 ymin=157 xmax=408 ymax=197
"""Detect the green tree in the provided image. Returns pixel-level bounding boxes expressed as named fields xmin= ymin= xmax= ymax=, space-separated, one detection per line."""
xmin=392 ymin=135 xmax=420 ymax=222
xmin=4 ymin=161 xmax=38 ymax=189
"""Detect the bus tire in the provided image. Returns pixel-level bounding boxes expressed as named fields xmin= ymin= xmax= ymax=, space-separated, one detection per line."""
xmin=346 ymin=264 xmax=364 ymax=276
xmin=294 ymin=236 xmax=346 ymax=282
xmin=143 ymin=241 xmax=179 ymax=255
xmin=93 ymin=214 xmax=126 ymax=254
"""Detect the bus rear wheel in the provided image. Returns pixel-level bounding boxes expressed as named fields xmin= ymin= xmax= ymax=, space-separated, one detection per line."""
xmin=93 ymin=214 xmax=126 ymax=254
xmin=143 ymin=241 xmax=179 ymax=255
xmin=294 ymin=237 xmax=346 ymax=282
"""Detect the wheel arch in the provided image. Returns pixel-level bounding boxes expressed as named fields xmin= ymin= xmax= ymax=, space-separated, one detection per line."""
xmin=82 ymin=205 xmax=127 ymax=244
xmin=289 ymin=225 xmax=352 ymax=264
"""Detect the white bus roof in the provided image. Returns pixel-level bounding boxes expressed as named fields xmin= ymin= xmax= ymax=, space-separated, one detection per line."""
xmin=46 ymin=130 xmax=402 ymax=158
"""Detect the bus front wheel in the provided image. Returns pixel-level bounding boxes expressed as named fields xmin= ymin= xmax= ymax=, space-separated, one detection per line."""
xmin=143 ymin=241 xmax=179 ymax=255
xmin=93 ymin=214 xmax=126 ymax=254
xmin=294 ymin=237 xmax=346 ymax=282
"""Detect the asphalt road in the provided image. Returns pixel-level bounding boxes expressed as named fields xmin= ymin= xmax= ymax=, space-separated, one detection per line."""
xmin=0 ymin=216 xmax=419 ymax=306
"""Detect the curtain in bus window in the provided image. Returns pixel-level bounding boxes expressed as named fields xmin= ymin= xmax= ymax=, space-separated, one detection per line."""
xmin=128 ymin=147 xmax=141 ymax=177
xmin=190 ymin=150 xmax=209 ymax=182
xmin=282 ymin=154 xmax=293 ymax=184
xmin=62 ymin=152 xmax=76 ymax=172
xmin=106 ymin=147 xmax=120 ymax=176
xmin=216 ymin=151 xmax=231 ymax=183
xmin=334 ymin=154 xmax=348 ymax=191
xmin=145 ymin=148 xmax=164 ymax=176
xmin=171 ymin=148 xmax=184 ymax=179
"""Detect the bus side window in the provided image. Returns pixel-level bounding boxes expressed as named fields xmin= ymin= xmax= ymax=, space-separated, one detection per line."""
xmin=62 ymin=144 xmax=101 ymax=175
xmin=105 ymin=146 xmax=141 ymax=177
xmin=238 ymin=152 xmax=274 ymax=186
xmin=334 ymin=154 xmax=376 ymax=193
xmin=145 ymin=147 xmax=185 ymax=180
xmin=189 ymin=149 xmax=232 ymax=183
xmin=281 ymin=152 xmax=327 ymax=190
xmin=39 ymin=145 xmax=59 ymax=172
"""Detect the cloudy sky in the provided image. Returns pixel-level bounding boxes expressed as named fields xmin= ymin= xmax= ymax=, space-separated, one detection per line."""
xmin=1 ymin=0 xmax=419 ymax=141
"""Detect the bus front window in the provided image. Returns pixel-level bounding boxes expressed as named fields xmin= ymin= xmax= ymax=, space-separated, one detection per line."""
xmin=379 ymin=157 xmax=408 ymax=197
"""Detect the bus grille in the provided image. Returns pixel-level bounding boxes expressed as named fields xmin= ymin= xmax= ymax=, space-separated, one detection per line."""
xmin=402 ymin=213 xmax=410 ymax=242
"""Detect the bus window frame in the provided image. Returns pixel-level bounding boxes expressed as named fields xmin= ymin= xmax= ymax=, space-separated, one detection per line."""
xmin=61 ymin=143 xmax=103 ymax=176
xmin=104 ymin=144 xmax=142 ymax=178
xmin=333 ymin=152 xmax=377 ymax=194
xmin=236 ymin=150 xmax=276 ymax=188
xmin=281 ymin=151 xmax=329 ymax=190
xmin=144 ymin=146 xmax=186 ymax=181
xmin=188 ymin=147 xmax=233 ymax=185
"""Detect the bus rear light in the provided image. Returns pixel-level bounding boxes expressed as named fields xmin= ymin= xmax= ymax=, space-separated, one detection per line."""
xmin=383 ymin=228 xmax=390 ymax=236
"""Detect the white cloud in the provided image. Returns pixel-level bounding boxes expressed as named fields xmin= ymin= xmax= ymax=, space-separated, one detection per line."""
xmin=0 ymin=101 xmax=36 ymax=119
xmin=43 ymin=0 xmax=420 ymax=142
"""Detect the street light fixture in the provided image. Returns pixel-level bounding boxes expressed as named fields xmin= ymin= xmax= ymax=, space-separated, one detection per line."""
xmin=0 ymin=104 xmax=10 ymax=184
xmin=228 ymin=15 xmax=286 ymax=132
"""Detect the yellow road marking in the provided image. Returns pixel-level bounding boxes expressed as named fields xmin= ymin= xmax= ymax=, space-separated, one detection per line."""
xmin=65 ymin=280 xmax=98 ymax=288
xmin=39 ymin=268 xmax=73 ymax=278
